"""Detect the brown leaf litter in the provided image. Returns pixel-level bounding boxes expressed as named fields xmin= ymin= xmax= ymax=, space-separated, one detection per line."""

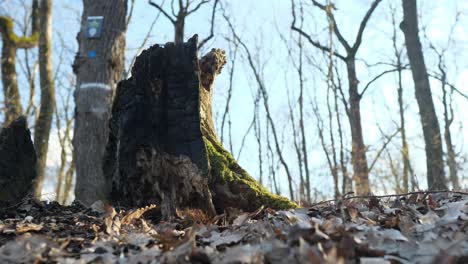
xmin=0 ymin=191 xmax=466 ymax=263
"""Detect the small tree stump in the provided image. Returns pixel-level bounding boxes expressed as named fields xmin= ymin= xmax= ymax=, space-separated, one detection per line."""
xmin=104 ymin=35 xmax=296 ymax=218
xmin=0 ymin=117 xmax=36 ymax=206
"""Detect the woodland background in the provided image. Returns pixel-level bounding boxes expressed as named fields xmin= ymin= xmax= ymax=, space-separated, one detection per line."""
xmin=0 ymin=0 xmax=467 ymax=204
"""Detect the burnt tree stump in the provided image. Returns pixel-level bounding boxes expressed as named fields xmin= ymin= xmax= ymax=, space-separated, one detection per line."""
xmin=0 ymin=117 xmax=36 ymax=206
xmin=104 ymin=35 xmax=296 ymax=218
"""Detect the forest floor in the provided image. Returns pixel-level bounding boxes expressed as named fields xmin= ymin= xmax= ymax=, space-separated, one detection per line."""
xmin=0 ymin=191 xmax=467 ymax=264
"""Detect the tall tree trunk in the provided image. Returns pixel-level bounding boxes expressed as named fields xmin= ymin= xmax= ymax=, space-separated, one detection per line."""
xmin=346 ymin=59 xmax=370 ymax=194
xmin=400 ymin=0 xmax=447 ymax=190
xmin=297 ymin=36 xmax=311 ymax=202
xmin=73 ymin=0 xmax=127 ymax=205
xmin=397 ymin=66 xmax=412 ymax=192
xmin=0 ymin=0 xmax=39 ymax=123
xmin=391 ymin=7 xmax=415 ymax=192
xmin=34 ymin=0 xmax=56 ymax=198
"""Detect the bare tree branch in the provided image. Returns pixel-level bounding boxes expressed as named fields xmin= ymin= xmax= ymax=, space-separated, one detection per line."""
xmin=148 ymin=0 xmax=176 ymax=24
xmin=187 ymin=0 xmax=209 ymax=15
xmin=127 ymin=11 xmax=162 ymax=78
xmin=198 ymin=0 xmax=219 ymax=49
xmin=368 ymin=127 xmax=401 ymax=173
xmin=220 ymin=33 xmax=238 ymax=144
xmin=236 ymin=115 xmax=255 ymax=161
xmin=291 ymin=0 xmax=346 ymax=61
xmin=352 ymin=0 xmax=382 ymax=52
xmin=311 ymin=0 xmax=351 ymax=51
xmin=333 ymin=64 xmax=349 ymax=117
xmin=311 ymin=190 xmax=468 ymax=207
xmin=360 ymin=66 xmax=409 ymax=98
xmin=126 ymin=0 xmax=136 ymax=27
xmin=428 ymin=73 xmax=468 ymax=100
xmin=170 ymin=0 xmax=177 ymax=17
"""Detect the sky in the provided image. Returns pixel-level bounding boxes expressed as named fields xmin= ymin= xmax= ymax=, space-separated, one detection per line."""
xmin=1 ymin=0 xmax=467 ymax=201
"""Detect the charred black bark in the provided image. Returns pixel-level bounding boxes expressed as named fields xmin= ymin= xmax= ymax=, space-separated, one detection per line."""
xmin=0 ymin=117 xmax=36 ymax=206
xmin=104 ymin=36 xmax=214 ymax=219
xmin=104 ymin=36 xmax=296 ymax=219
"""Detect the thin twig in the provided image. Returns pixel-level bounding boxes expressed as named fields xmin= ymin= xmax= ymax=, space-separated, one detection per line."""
xmin=310 ymin=190 xmax=468 ymax=207
xmin=148 ymin=0 xmax=176 ymax=24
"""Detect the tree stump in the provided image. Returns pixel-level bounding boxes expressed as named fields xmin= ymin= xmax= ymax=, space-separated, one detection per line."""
xmin=104 ymin=35 xmax=296 ymax=219
xmin=0 ymin=117 xmax=36 ymax=206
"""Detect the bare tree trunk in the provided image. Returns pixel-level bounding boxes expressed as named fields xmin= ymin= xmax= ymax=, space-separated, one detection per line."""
xmin=297 ymin=32 xmax=311 ymax=202
xmin=73 ymin=0 xmax=127 ymax=205
xmin=291 ymin=0 xmax=381 ymax=195
xmin=287 ymin=91 xmax=304 ymax=200
xmin=391 ymin=7 xmax=412 ymax=192
xmin=266 ymin=123 xmax=280 ymax=195
xmin=54 ymin=97 xmax=73 ymax=203
xmin=333 ymin=67 xmax=352 ymax=194
xmin=34 ymin=0 xmax=56 ymax=198
xmin=174 ymin=16 xmax=185 ymax=44
xmin=400 ymin=0 xmax=446 ymax=190
xmin=424 ymin=14 xmax=461 ymax=190
xmin=24 ymin=50 xmax=39 ymax=118
xmin=0 ymin=0 xmax=39 ymax=123
xmin=324 ymin=7 xmax=340 ymax=199
xmin=220 ymin=37 xmax=237 ymax=146
xmin=313 ymin=100 xmax=339 ymax=199
xmin=326 ymin=86 xmax=340 ymax=199
xmin=61 ymin=158 xmax=75 ymax=205
xmin=397 ymin=65 xmax=412 ymax=192
xmin=253 ymin=104 xmax=263 ymax=185
xmin=438 ymin=59 xmax=459 ymax=190
xmin=346 ymin=59 xmax=370 ymax=194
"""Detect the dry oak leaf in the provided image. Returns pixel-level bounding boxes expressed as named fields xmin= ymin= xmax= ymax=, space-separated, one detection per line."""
xmin=121 ymin=204 xmax=157 ymax=225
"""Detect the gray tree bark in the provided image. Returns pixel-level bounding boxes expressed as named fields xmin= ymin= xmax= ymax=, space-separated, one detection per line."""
xmin=73 ymin=0 xmax=127 ymax=205
xmin=400 ymin=0 xmax=447 ymax=190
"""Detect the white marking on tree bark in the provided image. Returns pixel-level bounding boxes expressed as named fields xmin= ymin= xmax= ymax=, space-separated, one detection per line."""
xmin=80 ymin=82 xmax=111 ymax=90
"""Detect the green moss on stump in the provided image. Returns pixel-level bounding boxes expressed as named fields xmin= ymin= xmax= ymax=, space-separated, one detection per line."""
xmin=204 ymin=137 xmax=297 ymax=211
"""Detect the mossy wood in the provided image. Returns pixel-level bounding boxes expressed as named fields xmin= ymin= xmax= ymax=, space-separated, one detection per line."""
xmin=104 ymin=35 xmax=296 ymax=218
